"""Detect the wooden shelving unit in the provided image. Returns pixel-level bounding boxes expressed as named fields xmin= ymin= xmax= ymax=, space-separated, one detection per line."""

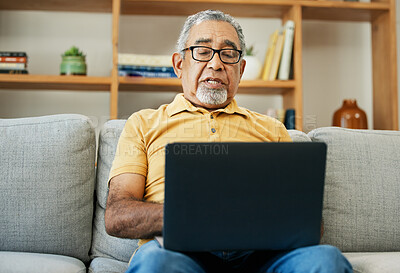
xmin=0 ymin=0 xmax=398 ymax=131
xmin=0 ymin=74 xmax=111 ymax=91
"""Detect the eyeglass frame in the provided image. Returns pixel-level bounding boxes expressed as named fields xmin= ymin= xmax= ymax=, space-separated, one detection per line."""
xmin=182 ymin=46 xmax=243 ymax=64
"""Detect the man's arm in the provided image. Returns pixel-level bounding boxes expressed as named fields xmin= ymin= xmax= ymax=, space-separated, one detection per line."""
xmin=104 ymin=173 xmax=163 ymax=239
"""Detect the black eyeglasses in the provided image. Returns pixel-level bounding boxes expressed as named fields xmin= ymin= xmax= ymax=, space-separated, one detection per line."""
xmin=182 ymin=46 xmax=243 ymax=64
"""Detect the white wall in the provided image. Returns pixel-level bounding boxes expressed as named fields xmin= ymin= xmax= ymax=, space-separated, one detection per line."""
xmin=0 ymin=7 xmax=399 ymax=133
xmin=0 ymin=11 xmax=112 ymax=134
xmin=302 ymin=20 xmax=372 ymax=131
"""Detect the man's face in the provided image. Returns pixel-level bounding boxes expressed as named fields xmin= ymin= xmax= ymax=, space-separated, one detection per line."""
xmin=172 ymin=20 xmax=246 ymax=110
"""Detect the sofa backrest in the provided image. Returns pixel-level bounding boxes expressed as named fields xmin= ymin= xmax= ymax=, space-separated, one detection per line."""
xmin=288 ymin=129 xmax=311 ymax=142
xmin=90 ymin=120 xmax=139 ymax=263
xmin=0 ymin=114 xmax=96 ymax=263
xmin=309 ymin=127 xmax=400 ymax=252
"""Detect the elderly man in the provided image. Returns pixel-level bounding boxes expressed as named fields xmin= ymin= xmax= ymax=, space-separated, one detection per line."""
xmin=105 ymin=10 xmax=352 ymax=273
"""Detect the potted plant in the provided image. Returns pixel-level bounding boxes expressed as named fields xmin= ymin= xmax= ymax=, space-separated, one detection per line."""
xmin=242 ymin=45 xmax=262 ymax=80
xmin=60 ymin=46 xmax=87 ymax=75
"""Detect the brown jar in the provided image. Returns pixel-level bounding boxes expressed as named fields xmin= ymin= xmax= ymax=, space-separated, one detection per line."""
xmin=332 ymin=99 xmax=368 ymax=129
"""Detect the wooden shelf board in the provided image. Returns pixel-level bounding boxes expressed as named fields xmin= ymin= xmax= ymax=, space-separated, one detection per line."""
xmin=0 ymin=74 xmax=111 ymax=91
xmin=121 ymin=0 xmax=294 ymax=18
xmin=0 ymin=0 xmax=389 ymax=21
xmin=0 ymin=0 xmax=112 ymax=13
xmin=119 ymin=77 xmax=183 ymax=92
xmin=301 ymin=1 xmax=389 ymax=22
xmin=119 ymin=0 xmax=388 ymax=21
xmin=239 ymin=79 xmax=295 ymax=94
xmin=119 ymin=77 xmax=295 ymax=94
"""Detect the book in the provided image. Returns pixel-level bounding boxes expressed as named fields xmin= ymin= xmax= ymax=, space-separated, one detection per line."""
xmin=0 ymin=52 xmax=27 ymax=57
xmin=288 ymin=51 xmax=294 ymax=80
xmin=0 ymin=69 xmax=28 ymax=74
xmin=261 ymin=29 xmax=279 ymax=81
xmin=118 ymin=70 xmax=177 ymax=78
xmin=118 ymin=64 xmax=176 ymax=77
xmin=284 ymin=109 xmax=296 ymax=129
xmin=118 ymin=53 xmax=172 ymax=67
xmin=0 ymin=56 xmax=28 ymax=63
xmin=268 ymin=28 xmax=285 ymax=81
xmin=0 ymin=62 xmax=26 ymax=69
xmin=118 ymin=65 xmax=174 ymax=73
xmin=278 ymin=20 xmax=295 ymax=80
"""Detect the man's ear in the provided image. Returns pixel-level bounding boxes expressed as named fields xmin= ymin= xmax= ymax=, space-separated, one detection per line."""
xmin=239 ymin=58 xmax=246 ymax=80
xmin=172 ymin=52 xmax=183 ymax=79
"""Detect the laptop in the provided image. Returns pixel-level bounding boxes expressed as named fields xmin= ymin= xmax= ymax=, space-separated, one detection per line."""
xmin=162 ymin=142 xmax=327 ymax=252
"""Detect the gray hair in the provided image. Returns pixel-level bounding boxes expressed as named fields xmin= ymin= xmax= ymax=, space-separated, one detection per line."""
xmin=177 ymin=10 xmax=246 ymax=58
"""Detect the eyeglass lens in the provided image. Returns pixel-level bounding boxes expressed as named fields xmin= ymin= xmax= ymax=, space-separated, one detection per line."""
xmin=192 ymin=47 xmax=240 ymax=64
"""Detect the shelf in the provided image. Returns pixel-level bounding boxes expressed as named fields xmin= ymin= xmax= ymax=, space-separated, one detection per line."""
xmin=0 ymin=74 xmax=294 ymax=94
xmin=239 ymin=80 xmax=296 ymax=94
xmin=301 ymin=1 xmax=389 ymax=22
xmin=118 ymin=0 xmax=389 ymax=22
xmin=119 ymin=77 xmax=182 ymax=92
xmin=0 ymin=75 xmax=111 ymax=91
xmin=120 ymin=0 xmax=293 ymax=18
xmin=0 ymin=0 xmax=390 ymax=22
xmin=0 ymin=0 xmax=112 ymax=13
xmin=118 ymin=77 xmax=295 ymax=94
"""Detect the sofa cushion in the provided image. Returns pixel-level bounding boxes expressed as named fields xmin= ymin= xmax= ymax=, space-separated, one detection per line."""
xmin=308 ymin=127 xmax=400 ymax=252
xmin=89 ymin=257 xmax=128 ymax=273
xmin=95 ymin=120 xmax=127 ymax=209
xmin=0 ymin=114 xmax=96 ymax=263
xmin=344 ymin=252 xmax=400 ymax=273
xmin=0 ymin=252 xmax=86 ymax=273
xmin=288 ymin=129 xmax=311 ymax=142
xmin=90 ymin=120 xmax=139 ymax=263
xmin=91 ymin=204 xmax=139 ymax=263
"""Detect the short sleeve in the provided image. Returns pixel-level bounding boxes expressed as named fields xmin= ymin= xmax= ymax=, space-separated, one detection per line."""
xmin=108 ymin=114 xmax=148 ymax=182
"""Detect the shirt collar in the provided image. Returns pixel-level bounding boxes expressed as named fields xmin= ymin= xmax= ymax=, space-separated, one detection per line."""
xmin=166 ymin=93 xmax=249 ymax=118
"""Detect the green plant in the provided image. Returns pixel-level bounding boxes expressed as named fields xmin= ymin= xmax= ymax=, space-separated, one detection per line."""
xmin=62 ymin=46 xmax=86 ymax=58
xmin=246 ymin=45 xmax=255 ymax=56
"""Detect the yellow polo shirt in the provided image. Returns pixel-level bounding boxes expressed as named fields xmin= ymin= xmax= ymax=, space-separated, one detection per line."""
xmin=109 ymin=93 xmax=292 ymax=247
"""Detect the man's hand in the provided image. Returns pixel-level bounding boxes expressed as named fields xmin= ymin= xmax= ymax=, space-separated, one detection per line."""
xmin=104 ymin=173 xmax=163 ymax=239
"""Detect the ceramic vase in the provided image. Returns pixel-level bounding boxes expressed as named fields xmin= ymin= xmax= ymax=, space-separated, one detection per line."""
xmin=242 ymin=56 xmax=262 ymax=80
xmin=332 ymin=99 xmax=368 ymax=129
xmin=60 ymin=56 xmax=87 ymax=75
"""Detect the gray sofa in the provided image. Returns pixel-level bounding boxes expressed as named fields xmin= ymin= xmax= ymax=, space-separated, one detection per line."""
xmin=0 ymin=114 xmax=399 ymax=273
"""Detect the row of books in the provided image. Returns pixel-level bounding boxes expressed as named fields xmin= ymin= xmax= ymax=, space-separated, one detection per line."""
xmin=118 ymin=53 xmax=176 ymax=78
xmin=0 ymin=51 xmax=29 ymax=74
xmin=265 ymin=108 xmax=296 ymax=129
xmin=261 ymin=20 xmax=295 ymax=81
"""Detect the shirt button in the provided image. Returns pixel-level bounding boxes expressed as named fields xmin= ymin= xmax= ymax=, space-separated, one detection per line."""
xmin=211 ymin=128 xmax=216 ymax=133
xmin=210 ymin=115 xmax=214 ymax=119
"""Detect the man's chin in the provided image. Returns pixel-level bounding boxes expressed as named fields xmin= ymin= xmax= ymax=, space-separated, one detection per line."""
xmin=196 ymin=88 xmax=228 ymax=107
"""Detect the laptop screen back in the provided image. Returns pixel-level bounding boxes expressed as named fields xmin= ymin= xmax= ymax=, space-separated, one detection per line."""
xmin=164 ymin=142 xmax=327 ymax=252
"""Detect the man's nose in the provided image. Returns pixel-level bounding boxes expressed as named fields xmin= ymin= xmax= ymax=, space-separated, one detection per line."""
xmin=207 ymin=53 xmax=224 ymax=71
